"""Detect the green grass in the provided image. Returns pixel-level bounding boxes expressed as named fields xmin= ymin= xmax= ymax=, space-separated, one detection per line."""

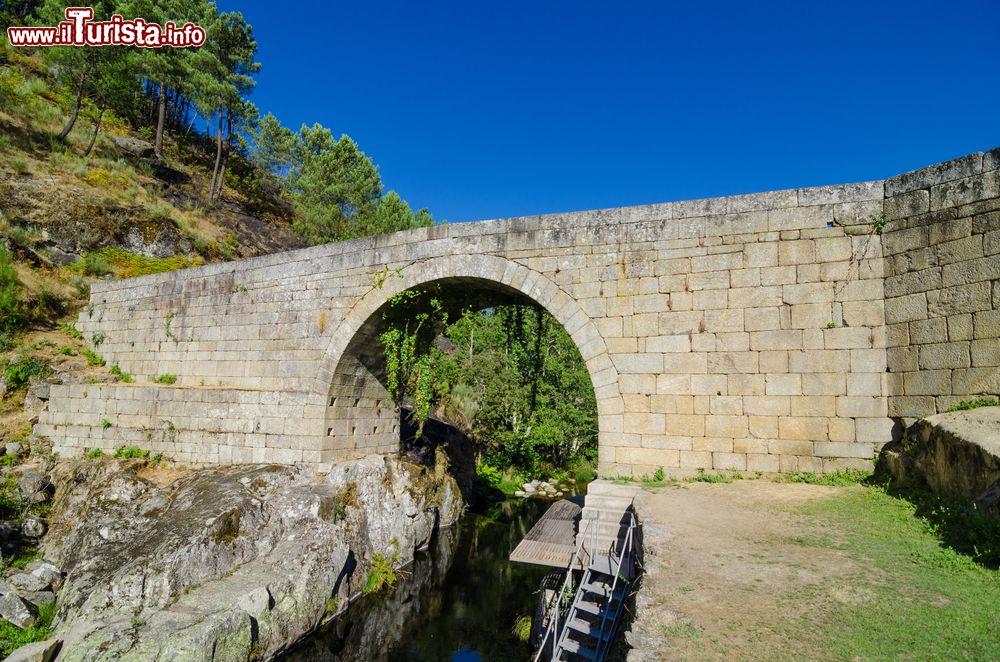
xmin=83 ymin=349 xmax=105 ymax=367
xmin=512 ymin=615 xmax=533 ymax=642
xmin=662 ymin=623 xmax=702 ymax=639
xmin=0 ymin=602 xmax=57 ymax=657
xmin=74 ymin=247 xmax=202 ymax=280
xmin=684 ymin=468 xmax=737 ymax=484
xmin=362 ymin=552 xmax=401 ymax=595
xmin=787 ymin=485 xmax=1000 ymax=660
xmin=946 ymin=398 xmax=998 ymax=412
xmin=110 ymin=364 xmax=133 ymax=383
xmin=85 ymin=448 xmax=104 ymax=459
xmin=153 ymin=373 xmax=177 ymax=384
xmin=778 ymin=469 xmax=871 ymax=487
xmin=114 ymin=446 xmax=149 ymax=459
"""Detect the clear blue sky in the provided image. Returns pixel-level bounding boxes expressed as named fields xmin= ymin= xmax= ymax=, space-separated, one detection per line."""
xmin=219 ymin=0 xmax=999 ymax=223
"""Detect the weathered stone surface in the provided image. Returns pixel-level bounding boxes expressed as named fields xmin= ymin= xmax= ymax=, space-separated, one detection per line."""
xmin=878 ymin=407 xmax=1000 ymax=516
xmin=0 ymin=592 xmax=37 ymax=628
xmin=3 ymin=639 xmax=61 ymax=662
xmin=44 ymin=456 xmax=463 ymax=660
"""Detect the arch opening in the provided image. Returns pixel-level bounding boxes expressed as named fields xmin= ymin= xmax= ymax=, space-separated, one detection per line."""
xmin=319 ymin=262 xmax=620 ymax=476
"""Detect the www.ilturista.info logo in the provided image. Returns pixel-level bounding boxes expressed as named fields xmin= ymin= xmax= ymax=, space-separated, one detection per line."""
xmin=7 ymin=7 xmax=205 ymax=48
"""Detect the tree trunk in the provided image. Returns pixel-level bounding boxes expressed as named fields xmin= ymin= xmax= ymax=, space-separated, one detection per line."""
xmin=83 ymin=104 xmax=105 ymax=157
xmin=209 ymin=106 xmax=223 ymax=202
xmin=214 ymin=114 xmax=231 ymax=200
xmin=58 ymin=70 xmax=88 ymax=141
xmin=154 ymin=82 xmax=166 ymax=158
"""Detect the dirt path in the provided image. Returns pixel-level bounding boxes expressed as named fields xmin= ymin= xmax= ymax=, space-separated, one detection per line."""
xmin=624 ymin=480 xmax=872 ymax=661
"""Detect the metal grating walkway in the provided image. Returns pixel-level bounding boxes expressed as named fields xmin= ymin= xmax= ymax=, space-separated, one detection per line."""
xmin=509 ymin=498 xmax=583 ymax=567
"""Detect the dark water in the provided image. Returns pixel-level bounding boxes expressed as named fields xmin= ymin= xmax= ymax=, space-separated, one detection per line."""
xmin=280 ymin=496 xmax=563 ymax=661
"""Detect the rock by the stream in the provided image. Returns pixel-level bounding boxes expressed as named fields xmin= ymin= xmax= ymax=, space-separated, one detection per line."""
xmin=41 ymin=454 xmax=462 ymax=660
xmin=879 ymin=406 xmax=1000 ymax=516
xmin=4 ymin=638 xmax=61 ymax=662
xmin=4 ymin=639 xmax=62 ymax=662
xmin=0 ymin=591 xmax=37 ymax=628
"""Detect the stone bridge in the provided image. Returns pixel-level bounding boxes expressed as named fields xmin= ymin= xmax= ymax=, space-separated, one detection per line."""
xmin=37 ymin=147 xmax=1000 ymax=476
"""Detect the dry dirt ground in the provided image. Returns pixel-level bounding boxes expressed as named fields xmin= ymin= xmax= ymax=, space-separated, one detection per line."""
xmin=624 ymin=480 xmax=881 ymax=661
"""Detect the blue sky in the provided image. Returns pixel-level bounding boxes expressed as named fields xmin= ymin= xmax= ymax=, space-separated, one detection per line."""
xmin=219 ymin=0 xmax=999 ymax=223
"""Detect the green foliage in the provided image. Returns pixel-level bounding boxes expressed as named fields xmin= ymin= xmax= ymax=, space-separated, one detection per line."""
xmin=780 ymin=470 xmax=871 ymax=486
xmin=147 ymin=202 xmax=174 ymax=222
xmin=2 ymin=355 xmax=48 ymax=391
xmin=362 ymin=552 xmax=400 ymax=595
xmin=60 ymin=322 xmax=83 ymax=339
xmin=11 ymin=158 xmax=29 ymax=175
xmin=512 ymin=615 xmax=532 ymax=642
xmin=153 ymin=373 xmax=177 ymax=384
xmin=0 ymin=601 xmax=57 ymax=657
xmin=83 ymin=349 xmax=105 ymax=367
xmin=685 ymin=468 xmax=735 ymax=484
xmin=82 ymin=252 xmax=112 ymax=277
xmin=0 ymin=245 xmax=24 ymax=337
xmin=114 ymin=446 xmax=150 ymax=459
xmin=77 ymin=248 xmax=201 ymax=279
xmin=101 ymin=418 xmax=111 ymax=429
xmin=85 ymin=448 xmax=104 ymax=459
xmin=476 ymin=463 xmax=503 ymax=489
xmin=947 ymin=398 xmax=998 ymax=412
xmin=59 ymin=346 xmax=77 ymax=356
xmin=110 ymin=364 xmax=133 ymax=383
xmin=825 ymin=321 xmax=837 ymax=329
xmin=870 ymin=213 xmax=888 ymax=235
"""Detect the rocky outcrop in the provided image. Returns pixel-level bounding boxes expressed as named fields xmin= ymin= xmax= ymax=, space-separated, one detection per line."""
xmin=39 ymin=454 xmax=462 ymax=660
xmin=879 ymin=406 xmax=1000 ymax=516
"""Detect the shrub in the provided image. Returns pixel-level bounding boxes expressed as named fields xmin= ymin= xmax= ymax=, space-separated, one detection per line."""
xmin=2 ymin=355 xmax=48 ymax=391
xmin=85 ymin=448 xmax=104 ymax=459
xmin=81 ymin=168 xmax=111 ymax=187
xmin=153 ymin=373 xmax=177 ymax=384
xmin=11 ymin=158 xmax=29 ymax=175
xmin=476 ymin=463 xmax=503 ymax=489
xmin=512 ymin=615 xmax=532 ymax=642
xmin=0 ymin=244 xmax=23 ymax=335
xmin=83 ymin=349 xmax=105 ymax=367
xmin=114 ymin=446 xmax=149 ymax=459
xmin=362 ymin=552 xmax=400 ymax=594
xmin=82 ymin=252 xmax=113 ymax=277
xmin=110 ymin=364 xmax=133 ymax=382
xmin=147 ymin=203 xmax=174 ymax=222
xmin=60 ymin=322 xmax=83 ymax=339
xmin=947 ymin=398 xmax=998 ymax=412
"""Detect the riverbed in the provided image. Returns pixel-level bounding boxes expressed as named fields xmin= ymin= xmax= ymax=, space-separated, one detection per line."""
xmin=279 ymin=496 xmax=556 ymax=661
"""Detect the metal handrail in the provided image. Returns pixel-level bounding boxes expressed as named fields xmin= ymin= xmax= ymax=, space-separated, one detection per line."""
xmin=532 ymin=510 xmax=599 ymax=662
xmin=594 ymin=507 xmax=636 ymax=660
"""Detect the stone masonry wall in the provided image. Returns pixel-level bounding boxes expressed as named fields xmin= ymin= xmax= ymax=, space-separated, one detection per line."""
xmin=882 ymin=150 xmax=1000 ymax=423
xmin=35 ymin=147 xmax=999 ymax=475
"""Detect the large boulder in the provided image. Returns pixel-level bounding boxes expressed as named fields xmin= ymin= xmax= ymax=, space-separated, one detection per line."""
xmin=4 ymin=639 xmax=61 ymax=662
xmin=0 ymin=592 xmax=36 ymax=628
xmin=879 ymin=406 xmax=1000 ymax=515
xmin=41 ymin=455 xmax=462 ymax=660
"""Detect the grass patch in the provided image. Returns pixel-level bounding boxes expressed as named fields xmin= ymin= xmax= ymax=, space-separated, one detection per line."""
xmin=74 ymin=247 xmax=202 ymax=280
xmin=778 ymin=469 xmax=871 ymax=487
xmin=785 ymin=484 xmax=1000 ymax=660
xmin=110 ymin=364 xmax=133 ymax=383
xmin=512 ymin=615 xmax=532 ymax=642
xmin=0 ymin=601 xmax=57 ymax=657
xmin=362 ymin=552 xmax=402 ymax=595
xmin=83 ymin=349 xmax=105 ymax=367
xmin=946 ymin=398 xmax=998 ymax=412
xmin=153 ymin=373 xmax=177 ymax=384
xmin=114 ymin=446 xmax=149 ymax=459
xmin=662 ymin=623 xmax=702 ymax=639
xmin=1 ymin=355 xmax=48 ymax=391
xmin=85 ymin=448 xmax=104 ymax=459
xmin=684 ymin=468 xmax=737 ymax=484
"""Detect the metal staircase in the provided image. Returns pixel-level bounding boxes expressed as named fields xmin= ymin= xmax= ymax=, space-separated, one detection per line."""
xmin=533 ymin=481 xmax=639 ymax=661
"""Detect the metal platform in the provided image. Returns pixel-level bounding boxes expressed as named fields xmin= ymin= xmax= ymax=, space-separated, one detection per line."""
xmin=509 ymin=497 xmax=583 ymax=567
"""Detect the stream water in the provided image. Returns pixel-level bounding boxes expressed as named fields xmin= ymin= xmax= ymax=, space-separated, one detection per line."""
xmin=279 ymin=493 xmax=574 ymax=661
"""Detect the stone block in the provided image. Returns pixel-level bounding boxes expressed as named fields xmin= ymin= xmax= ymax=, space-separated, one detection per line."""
xmin=749 ymin=415 xmax=779 ymax=438
xmin=827 ymin=417 xmax=856 ymax=442
xmin=854 ymin=417 xmax=895 ymax=442
xmin=613 ymin=353 xmax=663 ymax=374
xmin=970 ymin=339 xmax=1000 ymax=367
xmin=909 ymin=317 xmax=948 ymax=344
xmin=847 ymin=373 xmax=882 ymax=397
xmin=761 ymin=265 xmax=797 ymax=286
xmin=743 ymin=396 xmax=790 ymax=416
xmin=758 ymin=350 xmax=788 ymax=373
xmin=765 ymin=374 xmax=801 ymax=396
xmin=927 ymin=281 xmax=992 ymax=316
xmin=705 ymin=415 xmax=749 ymax=438
xmin=841 ymin=300 xmax=885 ymax=327
xmin=885 ymin=190 xmax=930 ymax=220
xmin=744 ymin=242 xmax=778 ymax=268
xmin=691 ymin=374 xmax=728 ymax=395
xmin=788 ymin=350 xmax=850 ymax=373
xmin=713 ymin=452 xmax=747 ymax=471
xmin=790 ymin=395 xmax=837 ymax=417
xmin=664 ymin=414 xmax=705 ymax=437
xmin=645 ymin=335 xmax=691 ymax=353
xmin=836 ymin=396 xmax=887 ymax=418
xmin=941 ymin=256 xmax=1000 ymax=288
xmin=814 ymin=441 xmax=876 ymax=459
xmin=679 ymin=450 xmax=713 ymax=469
xmin=930 ymin=170 xmax=1000 ymax=211
xmin=790 ymin=303 xmax=832 ymax=329
xmin=918 ymin=342 xmax=970 ymax=370
xmin=884 ymin=293 xmax=927 ymax=324
xmin=951 ymin=367 xmax=1000 ymax=394
xmin=936 ymin=235 xmax=984 ymax=265
xmin=886 ymin=152 xmax=982 ymax=196
xmin=704 ymin=309 xmax=744 ymax=332
xmin=801 ymin=373 xmax=846 ymax=395
xmin=778 ymin=416 xmax=828 ymax=441
xmin=734 ymin=437 xmax=769 ymax=453
xmin=813 ymin=237 xmax=853 ymax=262
xmin=693 ymin=437 xmax=734 ymax=452
xmin=747 ymin=453 xmax=780 ymax=472
xmin=750 ymin=330 xmax=803 ymax=351
xmin=779 ymin=240 xmax=816 ymax=265
xmin=744 ymin=307 xmax=781 ymax=331
xmin=769 ymin=439 xmax=814 ymax=455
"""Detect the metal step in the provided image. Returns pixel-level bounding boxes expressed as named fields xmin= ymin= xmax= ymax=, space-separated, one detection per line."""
xmin=561 ymin=638 xmax=597 ymax=660
xmin=581 ymin=582 xmax=626 ymax=603
xmin=589 ymin=555 xmax=635 ymax=579
xmin=567 ymin=616 xmax=612 ymax=640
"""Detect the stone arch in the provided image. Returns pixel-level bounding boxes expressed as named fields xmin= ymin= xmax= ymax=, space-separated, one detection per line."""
xmin=315 ymin=254 xmax=622 ymax=465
